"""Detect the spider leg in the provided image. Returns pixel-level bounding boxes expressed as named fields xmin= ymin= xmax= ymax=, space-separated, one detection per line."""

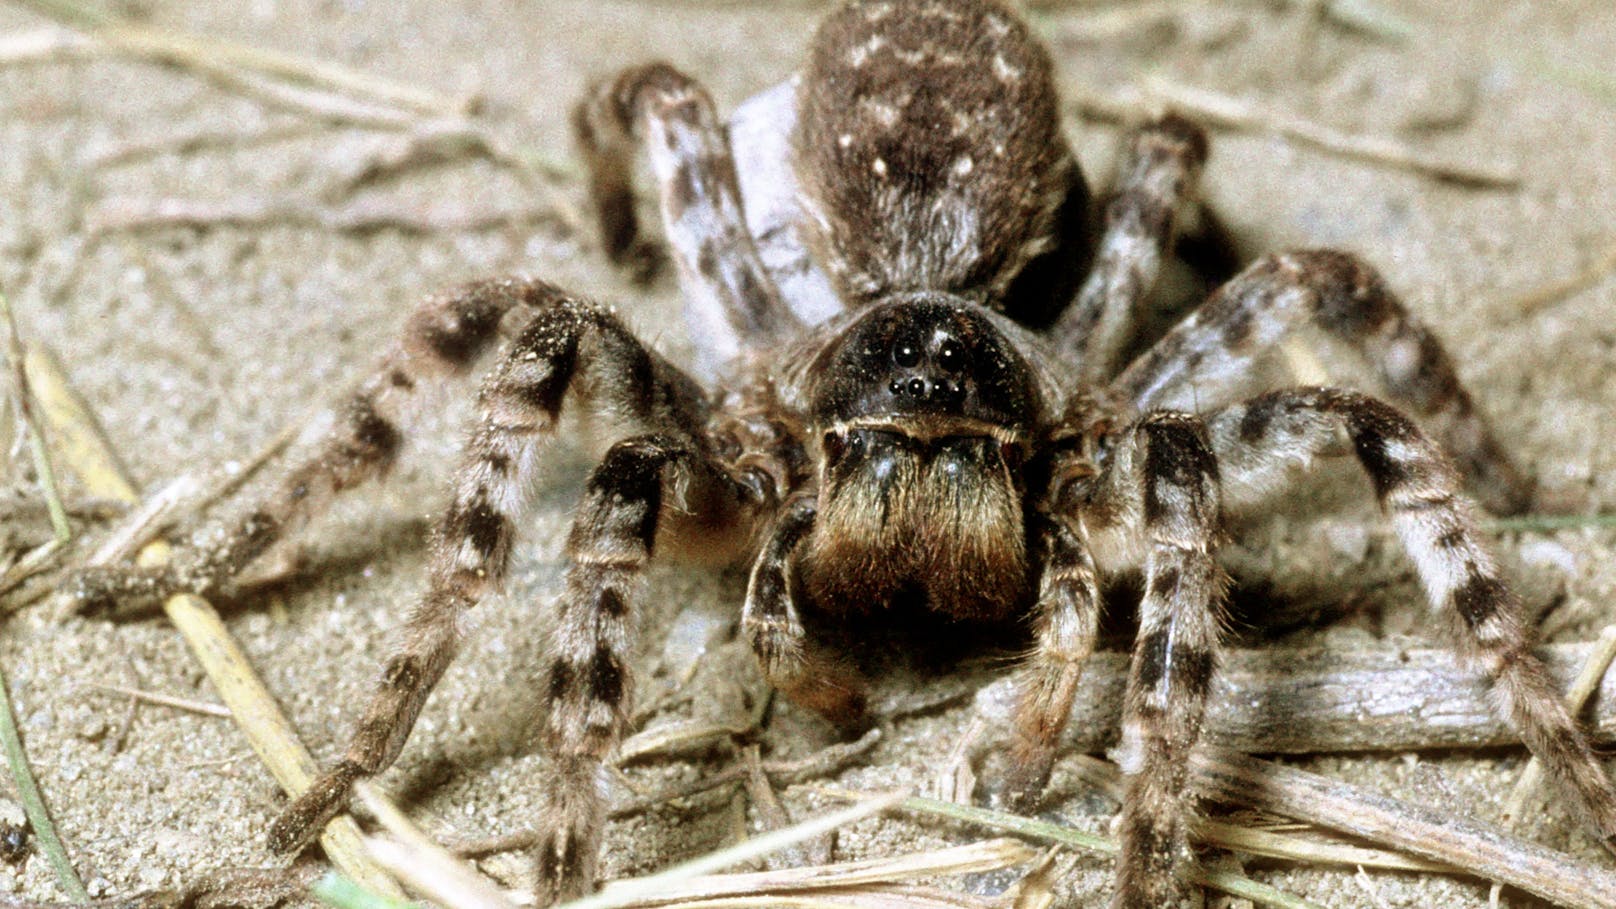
xmin=69 ymin=278 xmax=563 ymax=614
xmin=1051 ymin=114 xmax=1210 ymax=381
xmin=1206 ymin=386 xmax=1616 ymax=851
xmin=742 ymin=496 xmax=869 ymax=730
xmin=1086 ymin=412 xmax=1228 ymax=908
xmin=1114 ymin=250 xmax=1532 ymax=514
xmin=265 ymin=291 xmax=737 ymax=900
xmin=574 ymin=62 xmax=801 ymax=376
xmin=986 ymin=513 xmax=1101 ymax=810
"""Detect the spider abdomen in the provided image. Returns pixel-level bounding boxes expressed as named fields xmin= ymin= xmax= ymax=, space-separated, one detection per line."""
xmin=792 ymin=0 xmax=1078 ymax=305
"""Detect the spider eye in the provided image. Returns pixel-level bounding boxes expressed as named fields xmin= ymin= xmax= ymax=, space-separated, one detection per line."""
xmin=936 ymin=339 xmax=964 ymax=373
xmin=893 ymin=341 xmax=921 ymax=368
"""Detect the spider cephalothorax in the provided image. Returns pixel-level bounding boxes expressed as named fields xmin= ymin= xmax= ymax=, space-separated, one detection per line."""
xmin=798 ymin=295 xmax=1049 ymax=621
xmin=71 ymin=0 xmax=1616 ymax=906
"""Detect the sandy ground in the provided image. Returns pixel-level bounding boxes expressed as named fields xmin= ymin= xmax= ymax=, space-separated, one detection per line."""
xmin=2 ymin=1 xmax=1616 ymax=907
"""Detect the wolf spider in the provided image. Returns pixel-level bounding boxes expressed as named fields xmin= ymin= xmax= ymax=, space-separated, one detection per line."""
xmin=72 ymin=0 xmax=1616 ymax=905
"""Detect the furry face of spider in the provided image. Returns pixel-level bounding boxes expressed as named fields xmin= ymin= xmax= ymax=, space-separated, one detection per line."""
xmin=799 ymin=295 xmax=1043 ymax=622
xmin=70 ymin=0 xmax=1616 ymax=906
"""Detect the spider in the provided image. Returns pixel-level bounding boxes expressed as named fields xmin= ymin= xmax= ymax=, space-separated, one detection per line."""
xmin=70 ymin=0 xmax=1616 ymax=905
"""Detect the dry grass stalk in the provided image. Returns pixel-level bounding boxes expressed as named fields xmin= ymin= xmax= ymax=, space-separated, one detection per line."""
xmin=0 ymin=538 xmax=65 ymax=601
xmin=28 ymin=342 xmax=403 ymax=899
xmin=580 ymin=839 xmax=1038 ymax=909
xmin=356 ymin=782 xmax=517 ymax=909
xmin=1064 ymin=754 xmax=1447 ymax=873
xmin=3 ymin=295 xmax=71 ymax=544
xmin=813 ymin=787 xmax=1323 ymax=909
xmin=15 ymin=0 xmax=461 ymax=115
xmin=558 ymin=793 xmax=909 ymax=909
xmin=1508 ymin=237 xmax=1616 ymax=315
xmin=1192 ymin=750 xmax=1616 ymax=909
xmin=9 ymin=2 xmax=582 ymax=233
xmin=84 ymin=683 xmax=232 ymax=719
xmin=86 ymin=196 xmax=565 ymax=239
xmin=1142 ymin=76 xmax=1520 ymax=188
xmin=452 ymin=729 xmax=884 ymax=860
xmin=618 ymin=718 xmax=758 ymax=765
xmin=82 ymin=475 xmax=200 ymax=569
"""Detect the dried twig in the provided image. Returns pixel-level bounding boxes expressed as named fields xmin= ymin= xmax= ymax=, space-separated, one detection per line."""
xmin=2 ymin=294 xmax=70 ymax=543
xmin=1063 ymin=755 xmax=1449 ymax=874
xmin=14 ymin=0 xmax=463 ymax=116
xmin=556 ymin=793 xmax=908 ymax=909
xmin=971 ymin=640 xmax=1616 ymax=755
xmin=1142 ymin=76 xmax=1520 ymax=188
xmin=87 ymin=123 xmax=321 ymax=169
xmin=451 ymin=729 xmax=883 ymax=858
xmin=1192 ymin=750 xmax=1616 ymax=909
xmin=0 ymin=663 xmax=88 ymax=902
xmin=356 ymin=782 xmax=516 ymax=909
xmin=84 ymin=683 xmax=231 ymax=719
xmin=814 ymin=788 xmax=1322 ymax=909
xmin=0 ymin=538 xmax=65 ymax=602
xmin=31 ymin=342 xmax=403 ymax=898
xmin=1506 ymin=237 xmax=1616 ymax=316
xmin=583 ymin=839 xmax=1038 ymax=909
xmin=87 ymin=196 xmax=565 ymax=238
xmin=742 ymin=744 xmax=830 ymax=867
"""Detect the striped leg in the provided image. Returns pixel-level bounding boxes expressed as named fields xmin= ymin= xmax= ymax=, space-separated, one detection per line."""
xmin=535 ymin=434 xmax=713 ymax=903
xmin=1206 ymin=387 xmax=1616 ymax=850
xmin=1087 ymin=413 xmax=1228 ymax=908
xmin=742 ymin=497 xmax=869 ymax=730
xmin=988 ymin=514 xmax=1101 ymax=810
xmin=69 ymin=278 xmax=561 ymax=614
xmin=1051 ymin=114 xmax=1210 ymax=381
xmin=1115 ymin=250 xmax=1533 ymax=514
xmin=265 ymin=291 xmax=717 ymax=880
xmin=574 ymin=62 xmax=801 ymax=376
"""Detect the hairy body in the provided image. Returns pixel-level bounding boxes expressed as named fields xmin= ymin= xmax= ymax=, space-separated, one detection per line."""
xmin=71 ymin=1 xmax=1614 ymax=906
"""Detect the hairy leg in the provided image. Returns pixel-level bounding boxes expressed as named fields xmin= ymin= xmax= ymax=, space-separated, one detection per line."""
xmin=1206 ymin=386 xmax=1616 ymax=851
xmin=987 ymin=514 xmax=1101 ymax=810
xmin=70 ymin=278 xmax=570 ymax=614
xmin=574 ymin=62 xmax=800 ymax=375
xmin=741 ymin=496 xmax=869 ymax=730
xmin=1051 ymin=114 xmax=1210 ymax=381
xmin=1085 ymin=412 xmax=1228 ymax=908
xmin=265 ymin=290 xmax=719 ymax=875
xmin=1114 ymin=250 xmax=1532 ymax=514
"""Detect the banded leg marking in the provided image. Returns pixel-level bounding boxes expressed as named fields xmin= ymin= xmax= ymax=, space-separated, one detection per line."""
xmin=266 ymin=290 xmax=714 ymax=872
xmin=1116 ymin=250 xmax=1533 ymax=514
xmin=574 ymin=62 xmax=800 ymax=375
xmin=70 ymin=278 xmax=566 ymax=614
xmin=992 ymin=515 xmax=1100 ymax=810
xmin=1088 ymin=412 xmax=1228 ymax=909
xmin=1207 ymin=387 xmax=1616 ymax=850
xmin=1053 ymin=114 xmax=1210 ymax=381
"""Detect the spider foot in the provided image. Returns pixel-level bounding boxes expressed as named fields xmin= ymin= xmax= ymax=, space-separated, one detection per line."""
xmin=266 ymin=761 xmax=363 ymax=855
xmin=533 ymin=758 xmax=605 ymax=907
xmin=977 ymin=748 xmax=1052 ymax=815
